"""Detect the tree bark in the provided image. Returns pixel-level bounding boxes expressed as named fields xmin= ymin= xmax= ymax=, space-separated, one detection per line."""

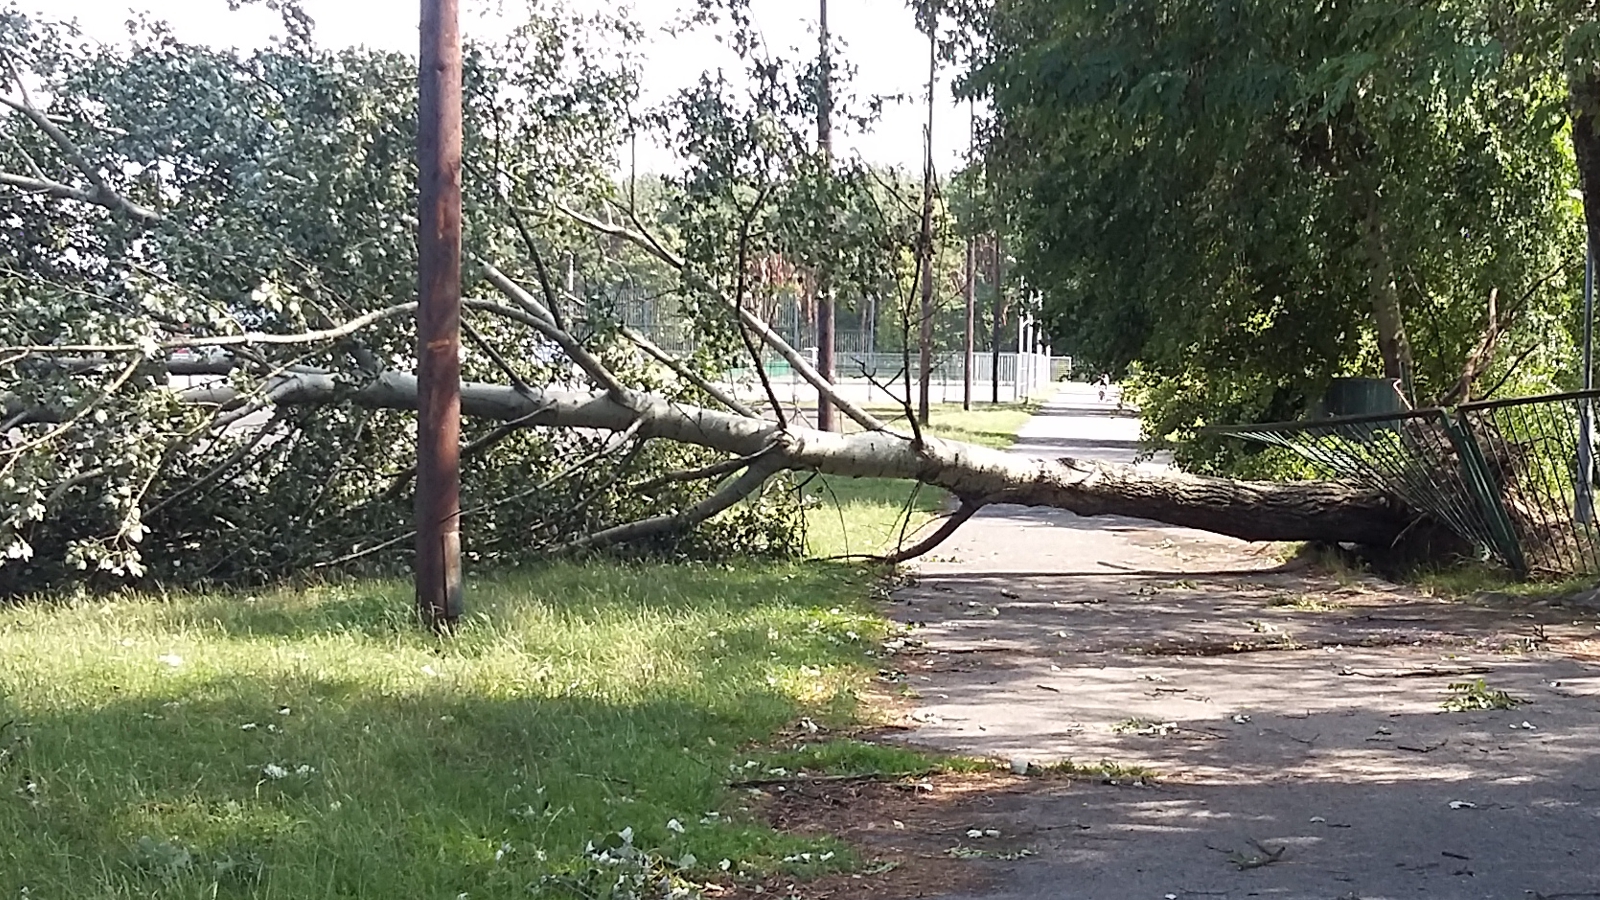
xmin=1573 ymin=70 xmax=1600 ymax=353
xmin=814 ymin=0 xmax=836 ymax=432
xmin=917 ymin=18 xmax=936 ymax=427
xmin=1365 ymin=199 xmax=1414 ymax=395
xmin=173 ymin=371 xmax=1414 ymax=547
xmin=990 ymin=231 xmax=1005 ymax=404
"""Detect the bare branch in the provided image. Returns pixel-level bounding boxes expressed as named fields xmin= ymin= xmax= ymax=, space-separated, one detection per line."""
xmin=0 ymin=94 xmax=160 ymax=222
xmin=619 ymin=324 xmax=758 ymax=418
xmin=1 ymin=302 xmax=418 ymax=355
xmin=322 ymin=414 xmax=645 ymax=569
xmin=555 ymin=198 xmax=888 ymax=432
xmin=631 ymin=443 xmax=779 ymax=493
xmin=552 ymin=457 xmax=782 ymax=555
xmin=0 ymin=170 xmax=105 ymax=205
xmin=43 ymin=465 xmax=109 ymax=510
xmin=383 ymin=402 xmax=554 ymax=501
xmin=729 ymin=186 xmax=788 ymax=428
xmin=1474 ymin=341 xmax=1544 ymax=401
xmin=500 ymin=200 xmax=568 ymax=334
xmin=881 ymin=500 xmax=980 ymax=564
xmin=144 ymin=407 xmax=291 ymax=517
xmin=556 ymin=200 xmax=685 ymax=268
xmin=465 ymin=415 xmax=646 ymax=523
xmin=732 ymin=307 xmax=886 ymax=431
xmin=1437 ymin=268 xmax=1565 ymax=406
xmin=461 ymin=317 xmax=535 ymax=396
xmin=475 ymin=262 xmax=634 ymax=402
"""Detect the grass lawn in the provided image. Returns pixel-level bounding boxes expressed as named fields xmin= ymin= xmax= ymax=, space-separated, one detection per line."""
xmin=0 ymin=565 xmax=914 ymax=897
xmin=0 ymin=402 xmax=1037 ymax=898
xmin=804 ymin=401 xmax=1038 ymax=558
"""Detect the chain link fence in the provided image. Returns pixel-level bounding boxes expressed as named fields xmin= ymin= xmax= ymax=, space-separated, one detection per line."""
xmin=1220 ymin=390 xmax=1600 ymax=577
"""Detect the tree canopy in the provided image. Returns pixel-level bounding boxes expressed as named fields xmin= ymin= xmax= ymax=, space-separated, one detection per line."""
xmin=965 ymin=0 xmax=1592 ymax=472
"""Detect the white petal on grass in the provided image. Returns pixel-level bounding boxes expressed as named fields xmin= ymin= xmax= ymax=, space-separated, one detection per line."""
xmin=157 ymin=654 xmax=183 ymax=668
xmin=261 ymin=764 xmax=287 ymax=780
xmin=666 ymin=818 xmax=684 ymax=834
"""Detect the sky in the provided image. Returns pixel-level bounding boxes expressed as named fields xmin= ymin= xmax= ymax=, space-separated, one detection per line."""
xmin=36 ymin=0 xmax=981 ymax=176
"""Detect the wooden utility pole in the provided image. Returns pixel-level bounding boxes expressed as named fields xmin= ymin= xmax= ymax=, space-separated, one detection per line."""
xmin=916 ymin=14 xmax=936 ymax=426
xmin=962 ymin=100 xmax=975 ymax=411
xmin=416 ymin=0 xmax=464 ymax=630
xmin=815 ymin=0 xmax=837 ymax=431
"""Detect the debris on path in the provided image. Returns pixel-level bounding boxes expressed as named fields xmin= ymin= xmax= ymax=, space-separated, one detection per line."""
xmin=875 ymin=384 xmax=1600 ymax=900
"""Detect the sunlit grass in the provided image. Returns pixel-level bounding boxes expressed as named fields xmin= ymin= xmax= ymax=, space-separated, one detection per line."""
xmin=1409 ymin=560 xmax=1592 ymax=600
xmin=0 ymin=402 xmax=1042 ymax=897
xmin=0 ymin=563 xmax=894 ymax=897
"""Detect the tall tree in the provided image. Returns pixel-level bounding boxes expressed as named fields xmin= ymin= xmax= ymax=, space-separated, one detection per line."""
xmin=814 ymin=0 xmax=837 ymax=431
xmin=962 ymin=100 xmax=976 ymax=411
xmin=964 ymin=0 xmax=1583 ymax=472
xmin=915 ymin=2 xmax=938 ymax=426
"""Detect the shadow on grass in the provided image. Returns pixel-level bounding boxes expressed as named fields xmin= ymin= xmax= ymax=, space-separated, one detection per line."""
xmin=153 ymin=562 xmax=877 ymax=643
xmin=0 ymin=561 xmax=890 ymax=898
xmin=0 ymin=681 xmax=860 ymax=898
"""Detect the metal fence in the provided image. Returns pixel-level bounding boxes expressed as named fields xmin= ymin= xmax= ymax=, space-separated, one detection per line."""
xmin=1221 ymin=390 xmax=1600 ymax=577
xmin=723 ymin=349 xmax=1056 ymax=405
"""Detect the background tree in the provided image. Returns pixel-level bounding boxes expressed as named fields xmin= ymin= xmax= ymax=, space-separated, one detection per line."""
xmin=963 ymin=0 xmax=1585 ymax=473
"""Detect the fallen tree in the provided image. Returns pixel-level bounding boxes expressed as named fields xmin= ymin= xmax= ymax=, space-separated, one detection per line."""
xmin=6 ymin=288 xmax=1416 ymax=556
xmin=4 ymin=324 xmax=1416 ymax=571
xmin=0 ymin=3 xmax=1421 ymax=595
xmin=190 ymin=364 xmax=1417 ymax=550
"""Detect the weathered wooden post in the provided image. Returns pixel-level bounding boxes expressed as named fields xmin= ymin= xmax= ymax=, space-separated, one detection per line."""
xmin=416 ymin=0 xmax=464 ymax=629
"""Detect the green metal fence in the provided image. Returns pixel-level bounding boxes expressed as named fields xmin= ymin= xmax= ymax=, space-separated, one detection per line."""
xmin=1220 ymin=390 xmax=1600 ymax=578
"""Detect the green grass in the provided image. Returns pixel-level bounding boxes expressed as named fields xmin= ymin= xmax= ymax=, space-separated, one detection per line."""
xmin=759 ymin=739 xmax=989 ymax=779
xmin=804 ymin=402 xmax=1037 ymax=559
xmin=1409 ymin=560 xmax=1593 ymax=601
xmin=0 ymin=402 xmax=1043 ymax=897
xmin=0 ymin=562 xmax=901 ymax=897
xmin=1266 ymin=594 xmax=1346 ymax=612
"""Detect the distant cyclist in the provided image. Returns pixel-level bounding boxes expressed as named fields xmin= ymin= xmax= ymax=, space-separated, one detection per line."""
xmin=1096 ymin=372 xmax=1110 ymax=402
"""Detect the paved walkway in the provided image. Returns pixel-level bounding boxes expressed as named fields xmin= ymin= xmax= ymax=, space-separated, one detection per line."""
xmin=881 ymin=384 xmax=1600 ymax=900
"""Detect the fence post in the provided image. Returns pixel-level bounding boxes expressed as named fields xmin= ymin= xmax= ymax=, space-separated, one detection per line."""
xmin=1017 ymin=315 xmax=1030 ymax=398
xmin=1443 ymin=412 xmax=1528 ymax=576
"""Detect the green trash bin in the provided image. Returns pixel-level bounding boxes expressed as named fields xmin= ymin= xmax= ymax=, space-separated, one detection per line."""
xmin=1322 ymin=377 xmax=1405 ymax=417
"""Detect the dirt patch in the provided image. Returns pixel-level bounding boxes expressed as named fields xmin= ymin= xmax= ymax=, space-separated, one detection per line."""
xmin=706 ymin=773 xmax=1058 ymax=900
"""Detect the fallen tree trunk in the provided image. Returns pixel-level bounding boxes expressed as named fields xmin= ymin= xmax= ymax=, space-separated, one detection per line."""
xmin=0 ymin=18 xmax=1425 ymax=592
xmin=198 ymin=371 xmax=1410 ymax=546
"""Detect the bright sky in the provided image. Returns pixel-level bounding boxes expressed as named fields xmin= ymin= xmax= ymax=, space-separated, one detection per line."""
xmin=36 ymin=0 xmax=978 ymax=176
